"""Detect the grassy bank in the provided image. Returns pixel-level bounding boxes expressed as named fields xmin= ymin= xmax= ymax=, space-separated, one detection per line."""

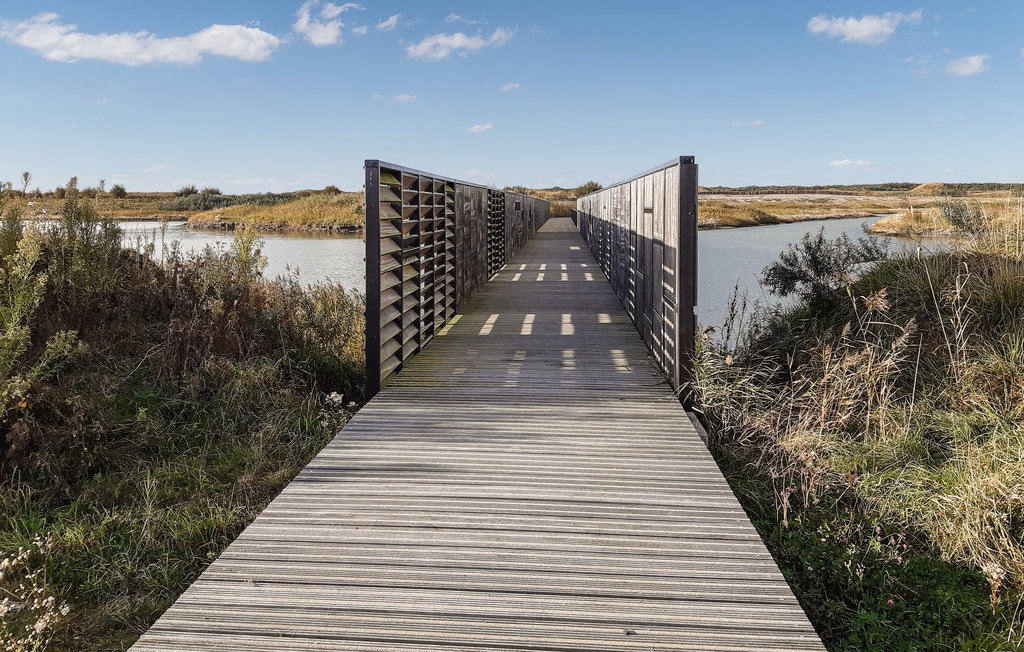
xmin=691 ymin=211 xmax=1024 ymax=649
xmin=698 ymin=194 xmax=896 ymax=228
xmin=187 ymin=191 xmax=364 ymax=231
xmin=0 ymin=181 xmax=365 ymax=649
xmin=870 ymin=194 xmax=1024 ymax=238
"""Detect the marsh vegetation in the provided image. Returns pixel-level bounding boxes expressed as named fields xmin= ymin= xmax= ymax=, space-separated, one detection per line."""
xmin=0 ymin=179 xmax=365 ymax=649
xmin=692 ymin=196 xmax=1024 ymax=649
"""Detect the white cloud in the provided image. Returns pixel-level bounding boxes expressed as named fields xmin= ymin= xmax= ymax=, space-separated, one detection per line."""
xmin=0 ymin=12 xmax=281 ymax=65
xmin=94 ymin=97 xmax=110 ymax=104
xmin=321 ymin=3 xmax=363 ymax=19
xmin=468 ymin=123 xmax=493 ymax=133
xmin=406 ymin=27 xmax=514 ymax=60
xmin=377 ymin=14 xmax=400 ymax=31
xmin=807 ymin=11 xmax=922 ymax=45
xmin=446 ymin=14 xmax=481 ymax=25
xmin=393 ymin=93 xmax=416 ymax=102
xmin=294 ymin=1 xmax=349 ymax=46
xmin=828 ymin=159 xmax=874 ymax=169
xmin=945 ymin=53 xmax=990 ymax=76
xmin=145 ymin=164 xmax=172 ymax=173
xmin=731 ymin=119 xmax=765 ymax=127
xmin=500 ymin=82 xmax=520 ymax=91
xmin=351 ymin=25 xmax=368 ymax=35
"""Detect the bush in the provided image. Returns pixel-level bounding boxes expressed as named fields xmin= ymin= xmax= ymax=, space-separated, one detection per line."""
xmin=200 ymin=187 xmax=221 ymax=195
xmin=939 ymin=199 xmax=985 ymax=234
xmin=109 ymin=184 xmax=127 ymax=199
xmin=175 ymin=185 xmax=198 ymax=197
xmin=575 ymin=181 xmax=602 ymax=197
xmin=761 ymin=226 xmax=888 ymax=306
xmin=322 ymin=185 xmax=340 ymax=195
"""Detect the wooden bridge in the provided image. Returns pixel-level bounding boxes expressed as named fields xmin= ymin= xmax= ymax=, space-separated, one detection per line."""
xmin=131 ymin=161 xmax=823 ymax=651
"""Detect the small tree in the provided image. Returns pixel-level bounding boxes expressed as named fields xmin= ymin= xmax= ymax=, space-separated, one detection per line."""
xmin=322 ymin=185 xmax=341 ymax=194
xmin=110 ymin=184 xmax=127 ymax=198
xmin=575 ymin=181 xmax=602 ymax=197
xmin=762 ymin=227 xmax=889 ymax=306
xmin=20 ymin=171 xmax=31 ymax=194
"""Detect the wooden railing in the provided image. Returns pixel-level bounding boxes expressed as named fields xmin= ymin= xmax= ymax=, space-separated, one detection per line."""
xmin=573 ymin=156 xmax=698 ymax=391
xmin=364 ymin=160 xmax=549 ymax=396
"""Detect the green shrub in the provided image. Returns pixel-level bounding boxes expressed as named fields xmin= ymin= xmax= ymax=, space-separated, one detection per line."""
xmin=761 ymin=226 xmax=888 ymax=306
xmin=939 ymin=199 xmax=985 ymax=233
xmin=175 ymin=184 xmax=198 ymax=196
xmin=575 ymin=180 xmax=602 ymax=197
xmin=109 ymin=184 xmax=127 ymax=199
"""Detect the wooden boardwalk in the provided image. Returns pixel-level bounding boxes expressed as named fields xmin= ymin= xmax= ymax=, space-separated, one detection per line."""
xmin=132 ymin=218 xmax=823 ymax=651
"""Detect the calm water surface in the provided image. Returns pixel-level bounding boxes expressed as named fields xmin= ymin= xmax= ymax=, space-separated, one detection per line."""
xmin=115 ymin=217 xmax=941 ymax=325
xmin=117 ymin=221 xmax=366 ymax=291
xmin=696 ymin=216 xmax=943 ymax=329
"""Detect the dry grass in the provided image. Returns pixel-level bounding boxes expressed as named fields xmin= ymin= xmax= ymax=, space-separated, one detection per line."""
xmin=12 ymin=194 xmax=183 ymax=219
xmin=869 ymin=192 xmax=1024 ymax=237
xmin=699 ymin=194 xmax=899 ymax=228
xmin=189 ymin=192 xmax=364 ymax=230
xmin=693 ymin=202 xmax=1024 ymax=646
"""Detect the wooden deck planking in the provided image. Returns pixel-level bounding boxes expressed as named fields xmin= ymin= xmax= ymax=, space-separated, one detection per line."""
xmin=131 ymin=218 xmax=823 ymax=651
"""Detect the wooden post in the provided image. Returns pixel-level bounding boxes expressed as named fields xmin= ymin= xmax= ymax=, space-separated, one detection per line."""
xmin=677 ymin=157 xmax=698 ymax=392
xmin=364 ymin=160 xmax=382 ymax=398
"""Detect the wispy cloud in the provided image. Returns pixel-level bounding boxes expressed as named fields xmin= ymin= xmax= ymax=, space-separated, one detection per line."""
xmin=446 ymin=14 xmax=481 ymax=25
xmin=94 ymin=97 xmax=110 ymax=104
xmin=351 ymin=25 xmax=368 ymax=35
xmin=467 ymin=123 xmax=493 ymax=133
xmin=377 ymin=14 xmax=400 ymax=31
xmin=945 ymin=53 xmax=990 ymax=76
xmin=828 ymin=159 xmax=874 ymax=169
xmin=903 ymin=53 xmax=933 ymax=74
xmin=807 ymin=11 xmax=922 ymax=46
xmin=145 ymin=164 xmax=173 ymax=173
xmin=0 ymin=12 xmax=281 ymax=64
xmin=393 ymin=93 xmax=416 ymax=102
xmin=407 ymin=27 xmax=514 ymax=60
xmin=500 ymin=82 xmax=520 ymax=91
xmin=731 ymin=119 xmax=765 ymax=127
xmin=321 ymin=3 xmax=363 ymax=19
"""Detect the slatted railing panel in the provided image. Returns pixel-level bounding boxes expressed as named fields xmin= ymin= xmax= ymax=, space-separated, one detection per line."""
xmin=574 ymin=156 xmax=697 ymax=391
xmin=365 ymin=161 xmax=550 ymax=396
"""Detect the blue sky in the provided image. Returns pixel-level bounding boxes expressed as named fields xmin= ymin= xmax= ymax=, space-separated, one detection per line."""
xmin=0 ymin=1 xmax=1021 ymax=193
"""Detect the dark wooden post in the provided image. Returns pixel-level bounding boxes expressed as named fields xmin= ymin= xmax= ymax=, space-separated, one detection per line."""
xmin=677 ymin=157 xmax=698 ymax=390
xmin=364 ymin=161 xmax=382 ymax=398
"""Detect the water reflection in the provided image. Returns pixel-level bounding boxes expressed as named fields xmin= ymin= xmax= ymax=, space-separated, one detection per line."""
xmin=115 ymin=221 xmax=366 ymax=291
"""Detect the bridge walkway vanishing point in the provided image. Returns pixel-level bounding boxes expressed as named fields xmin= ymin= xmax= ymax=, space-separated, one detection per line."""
xmin=132 ymin=218 xmax=824 ymax=651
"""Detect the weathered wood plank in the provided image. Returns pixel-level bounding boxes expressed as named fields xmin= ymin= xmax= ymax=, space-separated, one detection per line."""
xmin=130 ymin=218 xmax=822 ymax=651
